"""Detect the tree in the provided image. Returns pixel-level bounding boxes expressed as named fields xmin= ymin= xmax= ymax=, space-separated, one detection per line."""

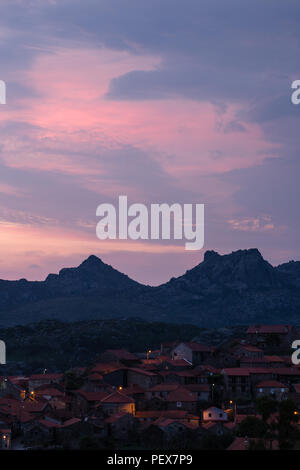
xmin=277 ymin=399 xmax=300 ymax=450
xmin=255 ymin=396 xmax=277 ymax=422
xmin=238 ymin=416 xmax=268 ymax=438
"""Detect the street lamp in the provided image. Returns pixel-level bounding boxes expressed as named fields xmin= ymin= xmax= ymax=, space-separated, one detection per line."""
xmin=147 ymin=350 xmax=152 ymax=361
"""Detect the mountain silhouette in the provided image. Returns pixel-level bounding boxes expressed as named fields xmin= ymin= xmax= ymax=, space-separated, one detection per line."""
xmin=0 ymin=249 xmax=299 ymax=328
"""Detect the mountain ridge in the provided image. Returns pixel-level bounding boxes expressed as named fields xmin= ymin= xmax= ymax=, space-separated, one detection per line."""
xmin=0 ymin=248 xmax=299 ymax=328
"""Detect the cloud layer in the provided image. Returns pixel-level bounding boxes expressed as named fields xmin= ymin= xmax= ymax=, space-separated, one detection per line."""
xmin=0 ymin=0 xmax=299 ymax=284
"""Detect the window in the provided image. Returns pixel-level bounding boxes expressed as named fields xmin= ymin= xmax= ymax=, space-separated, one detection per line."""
xmin=208 ymin=413 xmax=212 ymax=417
xmin=219 ymin=413 xmax=223 ymax=418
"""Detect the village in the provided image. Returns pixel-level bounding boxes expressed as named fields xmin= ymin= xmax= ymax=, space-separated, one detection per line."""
xmin=0 ymin=324 xmax=300 ymax=451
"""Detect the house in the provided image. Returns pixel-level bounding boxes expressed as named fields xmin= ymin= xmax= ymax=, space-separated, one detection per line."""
xmin=127 ymin=368 xmax=158 ymax=388
xmin=99 ymin=349 xmax=139 ymax=366
xmin=105 ymin=412 xmax=135 ymax=440
xmin=75 ymin=390 xmax=109 ymax=415
xmin=134 ymin=410 xmax=199 ymax=427
xmin=160 ymin=341 xmax=180 ymax=355
xmin=171 ymin=342 xmax=214 ymax=365
xmin=232 ymin=343 xmax=264 ymax=360
xmin=185 ymin=384 xmax=211 ymax=402
xmin=140 ymin=418 xmax=195 ymax=449
xmin=165 ymin=387 xmax=198 ymax=412
xmin=246 ymin=325 xmax=297 ymax=349
xmin=222 ymin=368 xmax=251 ymax=398
xmin=202 ymin=406 xmax=227 ymax=422
xmin=35 ymin=388 xmax=66 ymax=410
xmin=146 ymin=384 xmax=179 ymax=401
xmin=255 ymin=380 xmax=289 ymax=400
xmin=102 ymin=367 xmax=128 ymax=388
xmin=29 ymin=373 xmax=63 ymax=391
xmin=100 ymin=391 xmax=135 ymax=416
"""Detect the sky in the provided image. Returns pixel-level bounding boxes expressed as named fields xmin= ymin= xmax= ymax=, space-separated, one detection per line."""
xmin=0 ymin=0 xmax=299 ymax=285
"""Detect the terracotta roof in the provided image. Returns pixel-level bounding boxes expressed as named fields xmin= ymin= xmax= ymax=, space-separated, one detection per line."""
xmin=256 ymin=380 xmax=288 ymax=389
xmin=77 ymin=391 xmax=109 ymax=402
xmin=91 ymin=362 xmax=122 ymax=374
xmin=236 ymin=344 xmax=263 ymax=352
xmin=163 ymin=358 xmax=193 ymax=367
xmin=247 ymin=325 xmax=292 ymax=334
xmin=101 ymin=391 xmax=135 ymax=404
xmin=61 ymin=418 xmax=81 ymax=427
xmin=105 ymin=349 xmax=138 ymax=361
xmin=35 ymin=388 xmax=64 ymax=398
xmin=181 ymin=342 xmax=214 ymax=352
xmin=128 ymin=367 xmax=157 ymax=377
xmin=38 ymin=419 xmax=60 ymax=429
xmin=30 ymin=373 xmax=63 ymax=381
xmin=87 ymin=373 xmax=103 ymax=382
xmin=222 ymin=368 xmax=250 ymax=376
xmin=264 ymin=355 xmax=285 ymax=363
xmin=166 ymin=387 xmax=198 ymax=403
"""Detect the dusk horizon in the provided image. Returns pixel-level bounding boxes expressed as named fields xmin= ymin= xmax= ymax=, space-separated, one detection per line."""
xmin=1 ymin=246 xmax=299 ymax=287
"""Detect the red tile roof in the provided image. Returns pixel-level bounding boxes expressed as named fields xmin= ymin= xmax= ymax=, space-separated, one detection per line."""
xmin=128 ymin=367 xmax=157 ymax=377
xmin=256 ymin=380 xmax=287 ymax=389
xmin=101 ymin=391 xmax=135 ymax=404
xmin=77 ymin=391 xmax=109 ymax=402
xmin=91 ymin=362 xmax=122 ymax=374
xmin=182 ymin=342 xmax=214 ymax=352
xmin=35 ymin=388 xmax=64 ymax=398
xmin=105 ymin=349 xmax=137 ymax=361
xmin=264 ymin=355 xmax=285 ymax=363
xmin=166 ymin=387 xmax=198 ymax=403
xmin=222 ymin=368 xmax=250 ymax=376
xmin=247 ymin=325 xmax=292 ymax=334
xmin=30 ymin=373 xmax=63 ymax=381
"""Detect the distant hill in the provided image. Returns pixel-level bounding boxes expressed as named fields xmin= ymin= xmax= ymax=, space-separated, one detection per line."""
xmin=0 ymin=249 xmax=299 ymax=328
xmin=0 ymin=318 xmax=245 ymax=375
